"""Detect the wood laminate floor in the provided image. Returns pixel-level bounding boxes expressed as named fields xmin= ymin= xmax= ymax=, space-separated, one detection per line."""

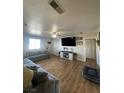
xmin=37 ymin=56 xmax=100 ymax=93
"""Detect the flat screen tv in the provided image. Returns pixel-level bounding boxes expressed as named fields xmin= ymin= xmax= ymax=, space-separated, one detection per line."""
xmin=61 ymin=37 xmax=76 ymax=46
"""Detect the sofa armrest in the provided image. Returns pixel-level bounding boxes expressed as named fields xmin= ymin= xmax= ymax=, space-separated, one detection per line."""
xmin=36 ymin=68 xmax=60 ymax=93
xmin=30 ymin=76 xmax=59 ymax=93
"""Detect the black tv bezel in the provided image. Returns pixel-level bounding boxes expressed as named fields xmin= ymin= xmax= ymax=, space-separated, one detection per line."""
xmin=61 ymin=37 xmax=76 ymax=46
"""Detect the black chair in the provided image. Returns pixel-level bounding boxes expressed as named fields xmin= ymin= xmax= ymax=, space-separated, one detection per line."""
xmin=83 ymin=66 xmax=100 ymax=84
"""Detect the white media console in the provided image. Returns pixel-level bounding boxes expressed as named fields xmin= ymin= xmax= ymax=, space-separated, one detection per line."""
xmin=59 ymin=51 xmax=75 ymax=60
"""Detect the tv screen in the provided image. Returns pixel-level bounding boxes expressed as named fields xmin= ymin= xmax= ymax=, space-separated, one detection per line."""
xmin=61 ymin=37 xmax=76 ymax=46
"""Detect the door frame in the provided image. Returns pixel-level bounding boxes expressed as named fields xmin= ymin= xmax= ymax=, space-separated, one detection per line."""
xmin=83 ymin=37 xmax=97 ymax=62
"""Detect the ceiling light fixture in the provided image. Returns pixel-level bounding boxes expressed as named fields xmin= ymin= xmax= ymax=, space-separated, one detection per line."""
xmin=52 ymin=34 xmax=57 ymax=38
xmin=52 ymin=32 xmax=57 ymax=38
xmin=52 ymin=31 xmax=62 ymax=38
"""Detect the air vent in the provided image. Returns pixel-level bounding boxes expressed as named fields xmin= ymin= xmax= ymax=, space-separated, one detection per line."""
xmin=49 ymin=0 xmax=64 ymax=14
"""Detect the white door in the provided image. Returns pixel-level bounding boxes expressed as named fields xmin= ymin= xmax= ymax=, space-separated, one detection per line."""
xmin=85 ymin=39 xmax=96 ymax=59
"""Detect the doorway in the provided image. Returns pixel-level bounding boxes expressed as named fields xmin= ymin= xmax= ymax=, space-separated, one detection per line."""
xmin=85 ymin=39 xmax=96 ymax=61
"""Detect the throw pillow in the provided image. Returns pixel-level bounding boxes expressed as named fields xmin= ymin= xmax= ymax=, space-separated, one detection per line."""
xmin=32 ymin=71 xmax=48 ymax=87
xmin=23 ymin=67 xmax=34 ymax=89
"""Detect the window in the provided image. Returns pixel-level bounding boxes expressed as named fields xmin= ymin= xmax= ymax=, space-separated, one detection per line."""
xmin=29 ymin=39 xmax=40 ymax=49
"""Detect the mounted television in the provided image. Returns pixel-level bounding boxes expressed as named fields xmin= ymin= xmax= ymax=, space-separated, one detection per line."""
xmin=61 ymin=37 xmax=76 ymax=46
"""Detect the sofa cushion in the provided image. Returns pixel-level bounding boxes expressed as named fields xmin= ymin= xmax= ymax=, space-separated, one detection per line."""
xmin=27 ymin=66 xmax=39 ymax=71
xmin=23 ymin=58 xmax=40 ymax=68
xmin=27 ymin=54 xmax=50 ymax=62
xmin=32 ymin=71 xmax=48 ymax=87
xmin=28 ymin=51 xmax=48 ymax=56
xmin=36 ymin=68 xmax=59 ymax=93
xmin=24 ymin=51 xmax=48 ymax=57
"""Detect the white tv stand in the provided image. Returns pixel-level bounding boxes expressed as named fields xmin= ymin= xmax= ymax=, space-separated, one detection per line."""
xmin=59 ymin=51 xmax=74 ymax=60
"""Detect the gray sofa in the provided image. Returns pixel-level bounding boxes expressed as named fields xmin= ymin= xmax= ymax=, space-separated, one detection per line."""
xmin=23 ymin=58 xmax=60 ymax=93
xmin=23 ymin=51 xmax=50 ymax=62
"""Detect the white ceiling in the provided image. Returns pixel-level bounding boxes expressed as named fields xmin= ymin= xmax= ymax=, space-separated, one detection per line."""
xmin=24 ymin=0 xmax=100 ymax=37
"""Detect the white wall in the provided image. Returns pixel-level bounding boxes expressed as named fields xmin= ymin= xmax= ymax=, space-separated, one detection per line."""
xmin=85 ymin=39 xmax=96 ymax=59
xmin=50 ymin=32 xmax=97 ymax=62
xmin=23 ymin=32 xmax=52 ymax=53
xmin=50 ymin=38 xmax=86 ymax=62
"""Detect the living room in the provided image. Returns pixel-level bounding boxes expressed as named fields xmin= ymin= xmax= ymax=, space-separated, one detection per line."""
xmin=23 ymin=0 xmax=100 ymax=93
xmin=1 ymin=0 xmax=124 ymax=93
xmin=23 ymin=35 xmax=100 ymax=93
